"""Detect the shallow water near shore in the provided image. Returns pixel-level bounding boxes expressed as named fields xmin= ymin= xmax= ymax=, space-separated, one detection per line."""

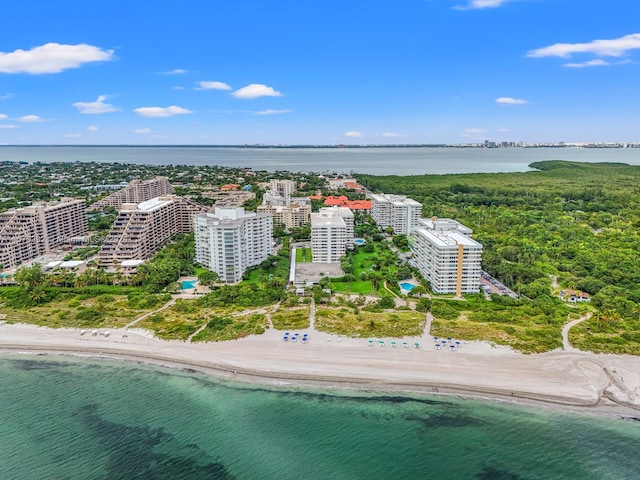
xmin=1 ymin=355 xmax=639 ymax=480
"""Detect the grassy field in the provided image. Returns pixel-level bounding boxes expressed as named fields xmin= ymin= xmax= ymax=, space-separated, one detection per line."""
xmin=271 ymin=307 xmax=310 ymax=330
xmin=136 ymin=298 xmax=259 ymax=341
xmin=295 ymin=248 xmax=312 ymax=263
xmin=331 ymin=242 xmax=400 ymax=295
xmin=315 ymin=307 xmax=424 ymax=337
xmin=192 ymin=313 xmax=268 ymax=342
xmin=569 ymin=316 xmax=640 ymax=355
xmin=0 ymin=292 xmax=156 ymax=329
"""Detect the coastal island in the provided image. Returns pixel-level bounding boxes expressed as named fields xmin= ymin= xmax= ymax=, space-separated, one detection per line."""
xmin=1 ymin=159 xmax=640 ymax=416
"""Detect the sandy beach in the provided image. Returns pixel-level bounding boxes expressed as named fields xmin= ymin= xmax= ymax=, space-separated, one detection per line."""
xmin=1 ymin=322 xmax=640 ymax=417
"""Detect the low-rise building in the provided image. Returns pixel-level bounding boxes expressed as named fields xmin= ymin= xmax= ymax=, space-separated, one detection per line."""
xmin=194 ymin=207 xmax=273 ymax=284
xmin=411 ymin=217 xmax=483 ymax=295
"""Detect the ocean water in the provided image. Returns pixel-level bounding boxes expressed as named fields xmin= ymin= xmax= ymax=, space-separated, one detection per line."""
xmin=1 ymin=145 xmax=640 ymax=175
xmin=1 ymin=356 xmax=639 ymax=480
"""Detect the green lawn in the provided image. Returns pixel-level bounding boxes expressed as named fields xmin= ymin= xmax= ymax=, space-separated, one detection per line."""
xmin=295 ymin=247 xmax=312 ymax=263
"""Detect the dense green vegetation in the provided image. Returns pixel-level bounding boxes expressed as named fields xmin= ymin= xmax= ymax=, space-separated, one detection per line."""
xmin=357 ymin=161 xmax=640 ymax=312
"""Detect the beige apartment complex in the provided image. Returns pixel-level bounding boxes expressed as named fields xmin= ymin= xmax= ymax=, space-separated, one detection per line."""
xmin=98 ymin=195 xmax=208 ymax=265
xmin=194 ymin=207 xmax=273 ymax=284
xmin=411 ymin=218 xmax=483 ymax=295
xmin=257 ymin=202 xmax=311 ymax=229
xmin=0 ymin=198 xmax=87 ymax=269
xmin=89 ymin=177 xmax=174 ymax=211
xmin=369 ymin=193 xmax=422 ymax=234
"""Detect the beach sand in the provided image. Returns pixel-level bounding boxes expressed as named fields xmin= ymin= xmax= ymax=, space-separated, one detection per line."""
xmin=1 ymin=322 xmax=639 ymax=416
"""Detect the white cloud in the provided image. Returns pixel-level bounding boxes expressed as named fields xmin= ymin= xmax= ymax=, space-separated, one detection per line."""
xmin=162 ymin=69 xmax=187 ymax=75
xmin=563 ymin=59 xmax=611 ymax=68
xmin=87 ymin=125 xmax=99 ymax=131
xmin=0 ymin=43 xmax=114 ymax=74
xmin=65 ymin=133 xmax=81 ymax=138
xmin=196 ymin=81 xmax=232 ymax=91
xmin=527 ymin=33 xmax=640 ymax=58
xmin=133 ymin=128 xmax=152 ymax=134
xmin=72 ymin=95 xmax=118 ymax=114
xmin=133 ymin=106 xmax=193 ymax=118
xmin=463 ymin=128 xmax=485 ymax=138
xmin=253 ymin=109 xmax=292 ymax=116
xmin=344 ymin=131 xmax=364 ymax=138
xmin=19 ymin=114 xmax=45 ymax=122
xmin=0 ymin=114 xmax=7 ymax=120
xmin=0 ymin=93 xmax=13 ymax=100
xmin=381 ymin=132 xmax=408 ymax=138
xmin=454 ymin=0 xmax=510 ymax=10
xmin=0 ymin=124 xmax=19 ymax=129
xmin=232 ymin=84 xmax=283 ymax=99
xmin=495 ymin=97 xmax=528 ymax=105
xmin=497 ymin=128 xmax=510 ymax=133
xmin=172 ymin=86 xmax=186 ymax=90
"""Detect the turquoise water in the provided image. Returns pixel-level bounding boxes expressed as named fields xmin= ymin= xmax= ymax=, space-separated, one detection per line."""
xmin=181 ymin=280 xmax=198 ymax=290
xmin=1 ymin=355 xmax=640 ymax=479
xmin=400 ymin=282 xmax=416 ymax=291
xmin=353 ymin=238 xmax=366 ymax=246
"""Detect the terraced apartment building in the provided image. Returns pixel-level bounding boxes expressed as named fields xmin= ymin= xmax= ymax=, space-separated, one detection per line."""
xmin=0 ymin=198 xmax=87 ymax=269
xmin=89 ymin=177 xmax=173 ymax=211
xmin=98 ymin=195 xmax=209 ymax=265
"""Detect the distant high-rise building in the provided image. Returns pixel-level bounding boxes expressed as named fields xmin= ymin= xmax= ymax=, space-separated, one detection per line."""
xmin=269 ymin=179 xmax=296 ymax=199
xmin=98 ymin=195 xmax=208 ymax=265
xmin=369 ymin=193 xmax=422 ymax=234
xmin=0 ymin=198 xmax=87 ymax=269
xmin=89 ymin=177 xmax=174 ymax=211
xmin=411 ymin=218 xmax=483 ymax=295
xmin=194 ymin=207 xmax=273 ymax=284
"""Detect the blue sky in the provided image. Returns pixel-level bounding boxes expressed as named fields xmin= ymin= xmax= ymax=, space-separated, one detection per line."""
xmin=1 ymin=0 xmax=639 ymax=145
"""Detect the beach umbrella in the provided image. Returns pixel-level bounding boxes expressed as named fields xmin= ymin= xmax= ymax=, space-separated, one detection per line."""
xmin=402 ymin=342 xmax=408 ymax=348
xmin=433 ymin=336 xmax=438 ymax=342
xmin=414 ymin=342 xmax=420 ymax=348
xmin=368 ymin=339 xmax=374 ymax=346
xmin=391 ymin=341 xmax=397 ymax=347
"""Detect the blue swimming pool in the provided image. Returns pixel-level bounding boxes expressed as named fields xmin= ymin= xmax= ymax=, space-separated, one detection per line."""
xmin=353 ymin=238 xmax=366 ymax=246
xmin=399 ymin=282 xmax=416 ymax=291
xmin=181 ymin=280 xmax=198 ymax=290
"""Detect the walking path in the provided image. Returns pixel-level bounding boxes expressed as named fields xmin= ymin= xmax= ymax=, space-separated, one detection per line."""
xmin=562 ymin=312 xmax=592 ymax=351
xmin=123 ymin=297 xmax=177 ymax=329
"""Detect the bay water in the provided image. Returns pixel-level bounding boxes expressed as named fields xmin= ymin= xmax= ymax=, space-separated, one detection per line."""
xmin=2 ymin=145 xmax=640 ymax=175
xmin=1 ymin=355 xmax=639 ymax=479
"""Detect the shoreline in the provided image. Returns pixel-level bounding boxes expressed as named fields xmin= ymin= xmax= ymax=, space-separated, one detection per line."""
xmin=2 ymin=323 xmax=640 ymax=419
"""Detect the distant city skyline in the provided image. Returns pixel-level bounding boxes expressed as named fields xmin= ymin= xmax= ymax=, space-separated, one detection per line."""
xmin=1 ymin=0 xmax=639 ymax=145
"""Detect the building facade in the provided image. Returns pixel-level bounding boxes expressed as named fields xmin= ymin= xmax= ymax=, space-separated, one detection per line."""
xmin=411 ymin=218 xmax=483 ymax=295
xmin=89 ymin=177 xmax=174 ymax=211
xmin=311 ymin=210 xmax=348 ymax=263
xmin=269 ymin=179 xmax=296 ymax=199
xmin=257 ymin=202 xmax=311 ymax=229
xmin=369 ymin=193 xmax=422 ymax=234
xmin=194 ymin=207 xmax=273 ymax=284
xmin=0 ymin=198 xmax=87 ymax=269
xmin=98 ymin=195 xmax=208 ymax=265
